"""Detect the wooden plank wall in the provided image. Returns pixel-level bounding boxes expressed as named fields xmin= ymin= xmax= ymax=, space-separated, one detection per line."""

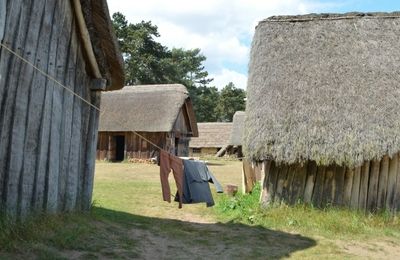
xmin=260 ymin=154 xmax=400 ymax=212
xmin=0 ymin=0 xmax=101 ymax=218
xmin=97 ymin=132 xmax=167 ymax=160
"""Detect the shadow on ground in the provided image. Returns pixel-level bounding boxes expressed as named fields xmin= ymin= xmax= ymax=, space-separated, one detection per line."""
xmin=93 ymin=206 xmax=317 ymax=259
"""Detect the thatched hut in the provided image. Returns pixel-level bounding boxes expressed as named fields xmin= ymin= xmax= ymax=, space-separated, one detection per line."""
xmin=245 ymin=12 xmax=400 ymax=212
xmin=227 ymin=111 xmax=246 ymax=157
xmin=189 ymin=123 xmax=232 ymax=156
xmin=97 ymin=84 xmax=198 ymax=161
xmin=0 ymin=0 xmax=124 ymax=217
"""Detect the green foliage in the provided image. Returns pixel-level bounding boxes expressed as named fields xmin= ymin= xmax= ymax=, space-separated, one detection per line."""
xmin=214 ymin=183 xmax=400 ymax=238
xmin=216 ymin=82 xmax=246 ymax=121
xmin=112 ymin=12 xmax=246 ymax=122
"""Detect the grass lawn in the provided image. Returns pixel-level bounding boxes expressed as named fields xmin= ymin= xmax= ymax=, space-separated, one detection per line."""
xmin=1 ymin=159 xmax=400 ymax=259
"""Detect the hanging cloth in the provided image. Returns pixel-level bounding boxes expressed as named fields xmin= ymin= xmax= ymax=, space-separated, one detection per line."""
xmin=176 ymin=160 xmax=223 ymax=207
xmin=159 ymin=150 xmax=184 ymax=208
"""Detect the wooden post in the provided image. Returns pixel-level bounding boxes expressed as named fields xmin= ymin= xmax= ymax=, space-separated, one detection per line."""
xmin=393 ymin=154 xmax=400 ymax=212
xmin=367 ymin=160 xmax=380 ymax=212
xmin=358 ymin=161 xmax=370 ymax=211
xmin=275 ymin=164 xmax=289 ymax=203
xmin=286 ymin=164 xmax=297 ymax=204
xmin=386 ymin=154 xmax=398 ymax=211
xmin=260 ymin=160 xmax=272 ymax=207
xmin=377 ymin=155 xmax=389 ymax=210
xmin=304 ymin=161 xmax=317 ymax=204
xmin=312 ymin=166 xmax=326 ymax=208
xmin=333 ymin=166 xmax=346 ymax=206
xmin=343 ymin=168 xmax=354 ymax=206
xmin=322 ymin=165 xmax=335 ymax=206
xmin=0 ymin=0 xmax=5 ymax=41
xmin=350 ymin=167 xmax=361 ymax=209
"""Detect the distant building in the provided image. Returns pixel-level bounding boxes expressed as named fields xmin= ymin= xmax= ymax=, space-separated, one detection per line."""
xmin=97 ymin=84 xmax=198 ymax=161
xmin=189 ymin=123 xmax=232 ymax=156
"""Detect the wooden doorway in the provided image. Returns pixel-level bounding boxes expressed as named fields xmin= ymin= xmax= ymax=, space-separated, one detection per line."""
xmin=115 ymin=135 xmax=125 ymax=161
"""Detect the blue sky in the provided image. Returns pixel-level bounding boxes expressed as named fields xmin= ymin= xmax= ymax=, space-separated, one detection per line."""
xmin=107 ymin=0 xmax=400 ymax=89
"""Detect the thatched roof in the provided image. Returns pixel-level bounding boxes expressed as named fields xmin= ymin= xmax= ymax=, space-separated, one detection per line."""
xmin=244 ymin=12 xmax=400 ymax=167
xmin=99 ymin=84 xmax=198 ymax=136
xmin=229 ymin=111 xmax=245 ymax=146
xmin=190 ymin=123 xmax=232 ymax=148
xmin=81 ymin=0 xmax=124 ymax=90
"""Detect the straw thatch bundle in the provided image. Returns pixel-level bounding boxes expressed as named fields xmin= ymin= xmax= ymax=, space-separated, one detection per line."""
xmin=190 ymin=123 xmax=232 ymax=148
xmin=99 ymin=84 xmax=198 ymax=134
xmin=229 ymin=111 xmax=245 ymax=146
xmin=245 ymin=12 xmax=400 ymax=167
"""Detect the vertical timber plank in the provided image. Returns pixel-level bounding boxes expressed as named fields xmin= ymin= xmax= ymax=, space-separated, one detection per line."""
xmin=322 ymin=165 xmax=335 ymax=206
xmin=350 ymin=167 xmax=361 ymax=209
xmin=20 ymin=0 xmax=57 ymax=217
xmin=343 ymin=167 xmax=354 ymax=207
xmin=358 ymin=161 xmax=370 ymax=211
xmin=275 ymin=164 xmax=288 ymax=203
xmin=333 ymin=166 xmax=345 ymax=206
xmin=386 ymin=154 xmax=398 ymax=211
xmin=377 ymin=155 xmax=389 ymax=210
xmin=304 ymin=161 xmax=317 ymax=204
xmin=367 ymin=160 xmax=380 ymax=212
xmin=260 ymin=161 xmax=271 ymax=207
xmin=312 ymin=166 xmax=326 ymax=208
xmin=393 ymin=154 xmax=400 ymax=212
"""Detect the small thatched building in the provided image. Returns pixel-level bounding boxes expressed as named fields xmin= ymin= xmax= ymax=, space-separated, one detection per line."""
xmin=227 ymin=111 xmax=246 ymax=157
xmin=0 ymin=0 xmax=124 ymax=217
xmin=189 ymin=122 xmax=232 ymax=156
xmin=98 ymin=84 xmax=198 ymax=161
xmin=245 ymin=12 xmax=400 ymax=212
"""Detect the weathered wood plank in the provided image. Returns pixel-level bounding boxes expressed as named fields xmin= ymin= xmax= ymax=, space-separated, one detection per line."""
xmin=322 ymin=165 xmax=335 ymax=206
xmin=0 ymin=0 xmax=5 ymax=42
xmin=358 ymin=161 xmax=370 ymax=211
xmin=260 ymin=160 xmax=272 ymax=207
xmin=64 ymin=19 xmax=80 ymax=212
xmin=82 ymin=91 xmax=101 ymax=210
xmin=34 ymin=0 xmax=67 ymax=212
xmin=312 ymin=166 xmax=326 ymax=208
xmin=5 ymin=0 xmax=37 ymax=217
xmin=367 ymin=160 xmax=380 ymax=212
xmin=304 ymin=161 xmax=317 ymax=204
xmin=350 ymin=167 xmax=361 ymax=209
xmin=0 ymin=0 xmax=23 ymax=214
xmin=333 ymin=166 xmax=345 ymax=206
xmin=386 ymin=154 xmax=398 ymax=211
xmin=343 ymin=167 xmax=354 ymax=207
xmin=46 ymin=0 xmax=74 ymax=212
xmin=285 ymin=164 xmax=296 ymax=204
xmin=275 ymin=164 xmax=289 ymax=203
xmin=290 ymin=163 xmax=308 ymax=204
xmin=393 ymin=154 xmax=400 ymax=212
xmin=268 ymin=161 xmax=280 ymax=203
xmin=377 ymin=155 xmax=389 ymax=210
xmin=20 ymin=0 xmax=57 ymax=217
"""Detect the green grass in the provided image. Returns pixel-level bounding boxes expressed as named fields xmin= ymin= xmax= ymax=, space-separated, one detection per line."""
xmin=215 ymin=183 xmax=400 ymax=239
xmin=1 ymin=160 xmax=400 ymax=259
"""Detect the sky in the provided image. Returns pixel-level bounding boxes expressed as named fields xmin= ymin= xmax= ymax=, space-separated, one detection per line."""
xmin=107 ymin=0 xmax=400 ymax=90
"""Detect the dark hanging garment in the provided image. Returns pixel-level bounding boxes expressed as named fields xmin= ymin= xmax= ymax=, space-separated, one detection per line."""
xmin=176 ymin=160 xmax=223 ymax=207
xmin=159 ymin=150 xmax=184 ymax=208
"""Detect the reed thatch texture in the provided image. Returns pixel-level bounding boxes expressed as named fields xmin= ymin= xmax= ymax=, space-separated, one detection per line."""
xmin=229 ymin=111 xmax=245 ymax=146
xmin=99 ymin=84 xmax=198 ymax=135
xmin=245 ymin=12 xmax=400 ymax=167
xmin=190 ymin=123 xmax=232 ymax=148
xmin=81 ymin=0 xmax=124 ymax=90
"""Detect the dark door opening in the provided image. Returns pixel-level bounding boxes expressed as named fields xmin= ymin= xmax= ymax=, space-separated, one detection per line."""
xmin=115 ymin=135 xmax=125 ymax=161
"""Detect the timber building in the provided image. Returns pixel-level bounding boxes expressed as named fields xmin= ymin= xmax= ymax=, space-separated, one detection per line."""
xmin=97 ymin=84 xmax=198 ymax=161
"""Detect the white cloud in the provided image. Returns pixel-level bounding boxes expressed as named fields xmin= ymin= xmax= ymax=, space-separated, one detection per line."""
xmin=211 ymin=69 xmax=248 ymax=90
xmin=107 ymin=0 xmax=343 ymax=88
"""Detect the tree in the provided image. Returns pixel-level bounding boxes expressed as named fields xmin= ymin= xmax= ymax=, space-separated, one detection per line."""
xmin=192 ymin=86 xmax=220 ymax=122
xmin=216 ymin=82 xmax=246 ymax=121
xmin=112 ymin=12 xmax=172 ymax=85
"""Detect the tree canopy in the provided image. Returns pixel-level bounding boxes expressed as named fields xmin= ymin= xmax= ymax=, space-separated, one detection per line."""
xmin=112 ymin=12 xmax=246 ymax=122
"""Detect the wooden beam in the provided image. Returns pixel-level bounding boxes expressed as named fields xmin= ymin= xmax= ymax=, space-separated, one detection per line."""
xmin=0 ymin=0 xmax=5 ymax=42
xmin=71 ymin=0 xmax=102 ymax=78
xmin=90 ymin=78 xmax=107 ymax=91
xmin=386 ymin=154 xmax=398 ymax=211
